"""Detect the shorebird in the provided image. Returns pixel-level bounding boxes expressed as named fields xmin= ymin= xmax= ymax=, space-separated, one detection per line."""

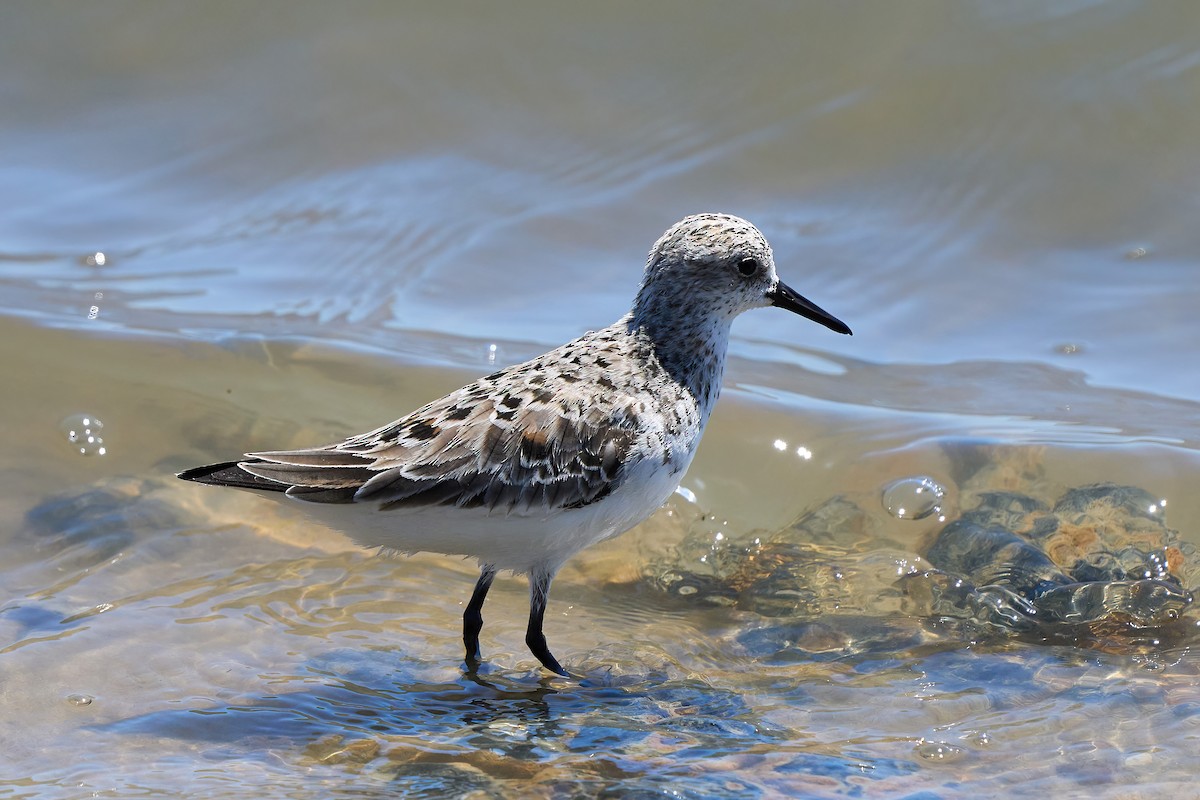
xmin=178 ymin=213 xmax=851 ymax=676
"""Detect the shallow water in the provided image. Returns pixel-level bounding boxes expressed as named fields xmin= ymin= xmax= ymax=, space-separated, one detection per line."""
xmin=4 ymin=2 xmax=1200 ymax=797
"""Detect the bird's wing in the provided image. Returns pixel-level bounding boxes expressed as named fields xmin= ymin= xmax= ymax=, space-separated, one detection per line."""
xmin=239 ymin=379 xmax=638 ymax=515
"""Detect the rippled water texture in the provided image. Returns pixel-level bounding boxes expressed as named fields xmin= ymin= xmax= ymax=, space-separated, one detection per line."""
xmin=4 ymin=2 xmax=1200 ymax=798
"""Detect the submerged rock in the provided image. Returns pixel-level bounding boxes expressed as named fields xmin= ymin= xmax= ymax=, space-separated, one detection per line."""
xmin=649 ymin=480 xmax=1195 ymax=656
xmin=924 ymin=519 xmax=1073 ymax=600
xmin=909 ymin=483 xmax=1193 ymax=641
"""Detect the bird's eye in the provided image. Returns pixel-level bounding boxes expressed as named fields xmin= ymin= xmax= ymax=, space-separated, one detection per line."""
xmin=737 ymin=257 xmax=759 ymax=277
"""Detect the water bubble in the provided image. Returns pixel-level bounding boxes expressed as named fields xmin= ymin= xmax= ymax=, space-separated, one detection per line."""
xmin=66 ymin=694 xmax=94 ymax=706
xmin=674 ymin=485 xmax=698 ymax=504
xmin=87 ymin=291 xmax=105 ymax=321
xmin=882 ymin=476 xmax=945 ymax=521
xmin=915 ymin=741 xmax=966 ymax=763
xmin=970 ymin=731 xmax=993 ymax=747
xmin=59 ymin=413 xmax=107 ymax=456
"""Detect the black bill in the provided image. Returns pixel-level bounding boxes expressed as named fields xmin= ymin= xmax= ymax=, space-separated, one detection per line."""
xmin=768 ymin=280 xmax=852 ymax=335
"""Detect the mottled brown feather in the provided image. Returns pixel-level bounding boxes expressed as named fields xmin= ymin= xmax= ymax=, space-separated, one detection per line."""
xmin=243 ymin=357 xmax=645 ymax=513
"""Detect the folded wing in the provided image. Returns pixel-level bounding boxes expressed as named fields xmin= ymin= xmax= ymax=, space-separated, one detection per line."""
xmin=233 ymin=383 xmax=636 ymax=515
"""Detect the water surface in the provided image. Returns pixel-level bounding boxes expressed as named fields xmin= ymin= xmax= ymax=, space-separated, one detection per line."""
xmin=3 ymin=2 xmax=1200 ymax=797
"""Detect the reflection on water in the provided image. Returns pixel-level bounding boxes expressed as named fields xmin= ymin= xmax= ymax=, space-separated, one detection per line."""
xmin=4 ymin=0 xmax=1200 ymax=796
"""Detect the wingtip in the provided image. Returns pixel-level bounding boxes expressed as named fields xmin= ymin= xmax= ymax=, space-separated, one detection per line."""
xmin=177 ymin=461 xmax=241 ymax=482
xmin=176 ymin=459 xmax=290 ymax=493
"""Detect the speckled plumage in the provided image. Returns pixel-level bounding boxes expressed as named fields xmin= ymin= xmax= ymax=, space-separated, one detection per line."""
xmin=178 ymin=213 xmax=851 ymax=676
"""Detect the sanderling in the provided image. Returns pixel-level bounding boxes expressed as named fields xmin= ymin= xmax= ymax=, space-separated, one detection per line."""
xmin=178 ymin=213 xmax=851 ymax=676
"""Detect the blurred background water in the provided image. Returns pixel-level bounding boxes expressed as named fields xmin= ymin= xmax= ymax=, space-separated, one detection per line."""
xmin=3 ymin=2 xmax=1200 ymax=798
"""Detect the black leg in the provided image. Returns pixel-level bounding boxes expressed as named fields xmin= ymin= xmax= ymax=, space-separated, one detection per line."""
xmin=525 ymin=568 xmax=568 ymax=677
xmin=463 ymin=565 xmax=496 ymax=670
